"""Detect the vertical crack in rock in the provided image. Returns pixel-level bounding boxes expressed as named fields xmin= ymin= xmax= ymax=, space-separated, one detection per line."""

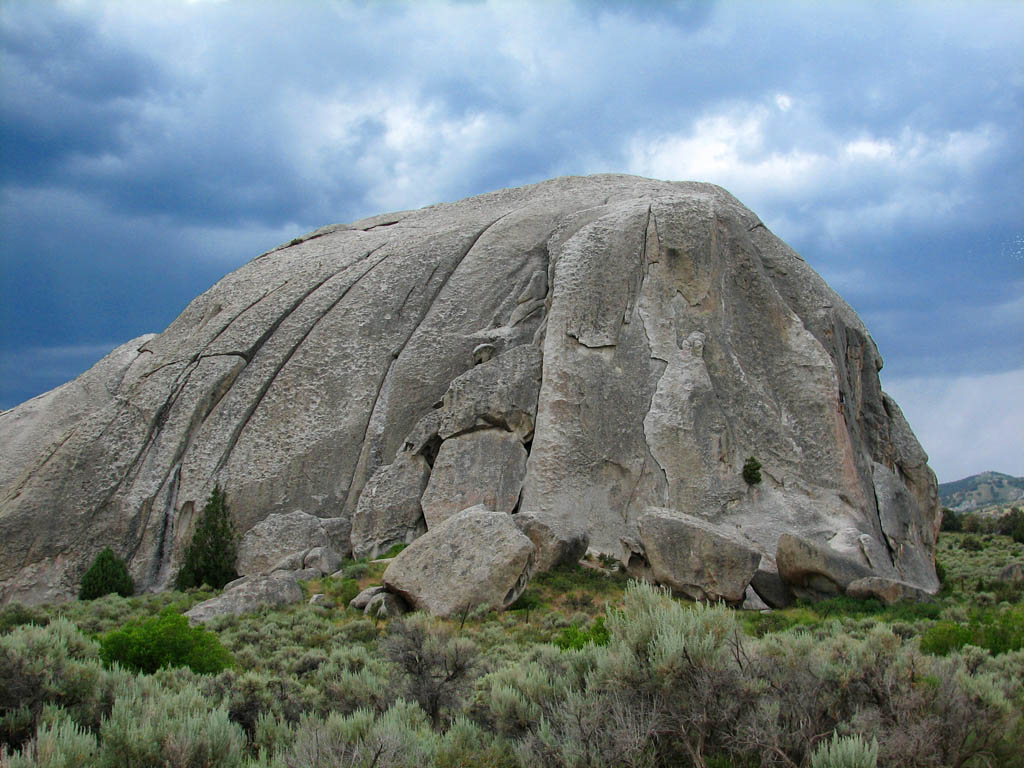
xmin=636 ymin=206 xmax=670 ymax=503
xmin=870 ymin=476 xmax=899 ymax=568
xmin=342 ymin=210 xmax=519 ymax=516
xmin=215 ymin=243 xmax=392 ymax=474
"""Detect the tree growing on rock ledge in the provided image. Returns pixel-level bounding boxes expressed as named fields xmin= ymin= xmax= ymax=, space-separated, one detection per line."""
xmin=742 ymin=456 xmax=763 ymax=485
xmin=175 ymin=485 xmax=238 ymax=590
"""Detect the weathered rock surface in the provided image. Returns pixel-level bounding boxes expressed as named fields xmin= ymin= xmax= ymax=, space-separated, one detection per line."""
xmin=0 ymin=175 xmax=940 ymax=605
xmin=382 ymin=506 xmax=535 ymax=617
xmin=185 ymin=571 xmax=305 ymax=624
xmin=846 ymin=576 xmax=934 ymax=605
xmin=237 ymin=512 xmax=346 ymax=576
xmin=420 ymin=429 xmax=528 ymax=527
xmin=637 ymin=509 xmax=761 ymax=602
xmin=776 ymin=532 xmax=876 ymax=598
xmin=350 ymin=452 xmax=430 ymax=559
xmin=514 ymin=510 xmax=589 ymax=571
xmin=303 ymin=546 xmax=344 ymax=575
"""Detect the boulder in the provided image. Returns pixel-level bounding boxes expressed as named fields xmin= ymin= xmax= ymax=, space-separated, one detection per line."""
xmin=185 ymin=572 xmax=305 ymax=624
xmin=776 ymin=532 xmax=875 ymax=598
xmin=637 ymin=509 xmax=761 ymax=602
xmin=846 ymin=576 xmax=934 ymax=605
xmin=350 ymin=585 xmax=389 ymax=610
xmin=742 ymin=585 xmax=771 ymax=611
xmin=514 ymin=510 xmax=589 ymax=572
xmin=270 ymin=550 xmax=309 ymax=572
xmin=0 ymin=175 xmax=941 ymax=605
xmin=383 ymin=506 xmax=536 ymax=617
xmin=749 ymin=555 xmax=794 ymax=609
xmin=237 ymin=512 xmax=343 ymax=576
xmin=364 ymin=591 xmax=409 ymax=618
xmin=433 ymin=344 xmax=543 ymax=442
xmin=277 ymin=567 xmax=320 ymax=583
xmin=303 ymin=546 xmax=344 ymax=575
xmin=350 ymin=452 xmax=430 ymax=559
xmin=420 ymin=429 xmax=528 ymax=528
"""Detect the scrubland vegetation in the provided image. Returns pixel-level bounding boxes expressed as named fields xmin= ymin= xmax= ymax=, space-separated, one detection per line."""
xmin=2 ymin=531 xmax=1022 ymax=768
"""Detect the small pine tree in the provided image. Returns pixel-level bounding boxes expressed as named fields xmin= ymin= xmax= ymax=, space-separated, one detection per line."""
xmin=175 ymin=485 xmax=238 ymax=590
xmin=79 ymin=548 xmax=134 ymax=600
xmin=742 ymin=456 xmax=762 ymax=485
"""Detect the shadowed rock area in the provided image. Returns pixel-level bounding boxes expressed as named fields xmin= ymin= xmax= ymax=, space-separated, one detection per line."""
xmin=0 ymin=175 xmax=940 ymax=608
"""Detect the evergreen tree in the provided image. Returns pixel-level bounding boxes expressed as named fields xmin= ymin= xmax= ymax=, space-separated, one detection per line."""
xmin=175 ymin=485 xmax=238 ymax=590
xmin=742 ymin=456 xmax=763 ymax=485
xmin=79 ymin=547 xmax=134 ymax=600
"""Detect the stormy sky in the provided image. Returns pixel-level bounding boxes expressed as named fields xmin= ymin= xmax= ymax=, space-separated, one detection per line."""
xmin=1 ymin=0 xmax=1022 ymax=482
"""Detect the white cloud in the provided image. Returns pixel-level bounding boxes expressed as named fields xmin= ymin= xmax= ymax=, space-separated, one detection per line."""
xmin=884 ymin=369 xmax=1024 ymax=482
xmin=626 ymin=100 xmax=1003 ymax=240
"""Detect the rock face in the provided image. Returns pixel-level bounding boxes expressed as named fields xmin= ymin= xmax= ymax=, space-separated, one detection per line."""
xmin=0 ymin=175 xmax=941 ymax=605
xmin=382 ymin=506 xmax=535 ymax=617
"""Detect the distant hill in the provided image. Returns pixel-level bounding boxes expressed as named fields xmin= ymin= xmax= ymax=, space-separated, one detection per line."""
xmin=939 ymin=471 xmax=1024 ymax=513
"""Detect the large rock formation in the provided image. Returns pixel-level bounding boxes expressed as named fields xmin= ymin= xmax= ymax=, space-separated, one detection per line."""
xmin=0 ymin=175 xmax=941 ymax=606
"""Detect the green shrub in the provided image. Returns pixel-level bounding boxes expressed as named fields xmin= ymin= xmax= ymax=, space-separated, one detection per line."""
xmin=0 ymin=604 xmax=49 ymax=635
xmin=960 ymin=534 xmax=985 ymax=551
xmin=79 ymin=548 xmax=134 ymax=601
xmin=553 ymin=616 xmax=609 ymax=650
xmin=996 ymin=507 xmax=1023 ymax=537
xmin=1013 ymin=521 xmax=1024 ymax=545
xmin=99 ymin=609 xmax=233 ymax=674
xmin=0 ymin=618 xmax=128 ymax=752
xmin=175 ymin=485 xmax=238 ymax=590
xmin=97 ymin=679 xmax=246 ymax=768
xmin=809 ymin=732 xmax=878 ymax=768
xmin=1 ymin=711 xmax=99 ymax=768
xmin=940 ymin=508 xmax=962 ymax=532
xmin=382 ymin=543 xmax=408 ymax=558
xmin=920 ymin=606 xmax=1024 ymax=656
xmin=742 ymin=456 xmax=762 ymax=485
xmin=322 ymin=577 xmax=361 ymax=608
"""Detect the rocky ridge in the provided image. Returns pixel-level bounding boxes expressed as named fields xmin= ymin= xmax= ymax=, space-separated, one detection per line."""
xmin=0 ymin=175 xmax=941 ymax=610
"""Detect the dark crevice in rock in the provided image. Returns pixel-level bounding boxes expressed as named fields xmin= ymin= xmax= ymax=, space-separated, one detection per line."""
xmin=150 ymin=463 xmax=181 ymax=585
xmin=226 ymin=274 xmax=336 ymax=364
xmin=342 ymin=209 xmax=520 ymax=516
xmin=870 ymin=478 xmax=898 ymax=568
xmin=199 ymin=280 xmax=289 ymax=357
xmin=418 ymin=435 xmax=442 ymax=468
xmin=215 ymin=243 xmax=392 ymax=474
